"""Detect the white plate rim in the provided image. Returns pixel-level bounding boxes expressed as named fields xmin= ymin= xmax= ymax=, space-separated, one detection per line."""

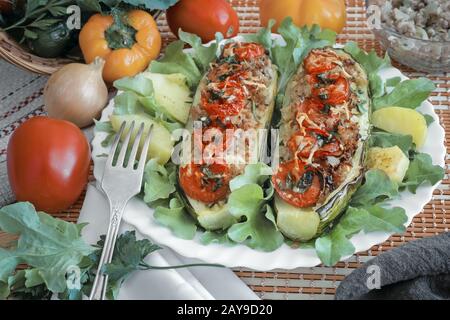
xmin=91 ymin=36 xmax=446 ymax=270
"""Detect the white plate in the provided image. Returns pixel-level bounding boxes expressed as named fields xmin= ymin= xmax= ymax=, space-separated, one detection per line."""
xmin=92 ymin=37 xmax=446 ymax=270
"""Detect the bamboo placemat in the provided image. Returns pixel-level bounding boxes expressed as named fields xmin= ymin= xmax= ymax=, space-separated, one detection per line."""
xmin=2 ymin=0 xmax=449 ymax=300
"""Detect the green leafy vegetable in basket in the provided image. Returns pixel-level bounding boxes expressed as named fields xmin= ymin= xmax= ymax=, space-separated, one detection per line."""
xmin=1 ymin=0 xmax=179 ymax=59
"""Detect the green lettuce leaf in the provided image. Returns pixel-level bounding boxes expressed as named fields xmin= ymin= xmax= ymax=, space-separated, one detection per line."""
xmin=178 ymin=30 xmax=222 ymax=74
xmin=154 ymin=198 xmax=197 ymax=240
xmin=369 ymin=131 xmax=413 ymax=155
xmin=0 ymin=202 xmax=95 ymax=293
xmin=241 ymin=19 xmax=275 ymax=54
xmin=227 ymin=184 xmax=283 ymax=251
xmin=273 ymin=18 xmax=336 ymax=95
xmin=386 ymin=76 xmax=402 ymax=87
xmin=229 ymin=163 xmax=273 ymax=191
xmin=149 ymin=40 xmax=202 ymax=88
xmin=343 ymin=42 xmax=391 ymax=98
xmin=143 ymin=159 xmax=177 ymax=204
xmin=402 ymin=153 xmax=444 ymax=193
xmin=351 ymin=169 xmax=398 ymax=206
xmin=373 ymin=78 xmax=436 ymax=110
xmin=200 ymin=230 xmax=235 ymax=246
xmin=113 ymin=91 xmax=143 ymax=115
xmin=114 ymin=74 xmax=154 ymax=97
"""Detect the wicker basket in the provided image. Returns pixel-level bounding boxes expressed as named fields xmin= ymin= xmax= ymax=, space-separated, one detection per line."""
xmin=0 ymin=30 xmax=75 ymax=75
xmin=0 ymin=11 xmax=163 ymax=76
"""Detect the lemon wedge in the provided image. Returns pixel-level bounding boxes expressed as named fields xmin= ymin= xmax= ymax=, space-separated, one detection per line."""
xmin=372 ymin=107 xmax=428 ymax=148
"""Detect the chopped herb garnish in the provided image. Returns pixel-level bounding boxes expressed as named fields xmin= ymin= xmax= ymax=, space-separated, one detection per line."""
xmin=318 ymin=93 xmax=329 ymax=101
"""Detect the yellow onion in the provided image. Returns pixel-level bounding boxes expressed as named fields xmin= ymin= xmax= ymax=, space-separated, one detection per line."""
xmin=44 ymin=57 xmax=108 ymax=128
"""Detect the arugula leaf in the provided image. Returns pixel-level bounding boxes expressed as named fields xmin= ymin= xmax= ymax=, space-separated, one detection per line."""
xmin=315 ymin=205 xmax=407 ymax=266
xmin=369 ymin=131 xmax=413 ymax=155
xmin=227 ymin=184 xmax=283 ymax=251
xmin=350 ymin=170 xmax=398 ymax=206
xmin=0 ymin=202 xmax=95 ymax=293
xmin=402 ymin=153 xmax=444 ymax=193
xmin=373 ymin=78 xmax=436 ymax=110
xmin=315 ymin=226 xmax=355 ymax=267
xmin=149 ymin=40 xmax=202 ymax=88
xmin=340 ymin=206 xmax=407 ymax=235
xmin=143 ymin=159 xmax=177 ymax=204
xmin=229 ymin=163 xmax=273 ymax=191
xmin=154 ymin=198 xmax=197 ymax=240
xmin=178 ymin=30 xmax=221 ymax=74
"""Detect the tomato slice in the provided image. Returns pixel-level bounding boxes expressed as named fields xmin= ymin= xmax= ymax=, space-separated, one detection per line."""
xmin=287 ymin=131 xmax=342 ymax=159
xmin=179 ymin=162 xmax=231 ymax=203
xmin=295 ymin=99 xmax=339 ymax=131
xmin=272 ymin=160 xmax=322 ymax=208
xmin=312 ymin=77 xmax=349 ymax=105
xmin=194 ymin=119 xmax=236 ymax=163
xmin=287 ymin=132 xmax=316 ymax=159
xmin=304 ymin=50 xmax=338 ymax=74
xmin=202 ymin=80 xmax=246 ymax=120
xmin=229 ymin=42 xmax=265 ymax=62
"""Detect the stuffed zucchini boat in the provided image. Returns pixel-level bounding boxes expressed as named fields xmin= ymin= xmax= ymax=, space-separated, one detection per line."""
xmin=273 ymin=48 xmax=370 ymax=241
xmin=177 ymin=42 xmax=278 ymax=231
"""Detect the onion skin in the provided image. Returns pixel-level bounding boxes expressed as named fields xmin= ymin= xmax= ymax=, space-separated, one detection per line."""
xmin=44 ymin=58 xmax=108 ymax=128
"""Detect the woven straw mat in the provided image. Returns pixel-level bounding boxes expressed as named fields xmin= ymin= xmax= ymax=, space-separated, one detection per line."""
xmin=0 ymin=0 xmax=449 ymax=300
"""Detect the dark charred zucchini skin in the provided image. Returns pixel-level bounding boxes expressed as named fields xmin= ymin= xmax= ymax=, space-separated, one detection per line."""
xmin=274 ymin=48 xmax=371 ymax=241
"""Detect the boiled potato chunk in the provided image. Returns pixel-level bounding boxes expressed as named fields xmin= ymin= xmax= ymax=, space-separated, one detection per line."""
xmin=274 ymin=194 xmax=320 ymax=241
xmin=142 ymin=72 xmax=192 ymax=124
xmin=110 ymin=113 xmax=173 ymax=165
xmin=367 ymin=146 xmax=410 ymax=183
xmin=372 ymin=107 xmax=427 ymax=148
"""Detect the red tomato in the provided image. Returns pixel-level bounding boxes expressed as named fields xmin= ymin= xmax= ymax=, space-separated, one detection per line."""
xmin=7 ymin=116 xmax=91 ymax=213
xmin=179 ymin=162 xmax=231 ymax=203
xmin=295 ymin=99 xmax=339 ymax=131
xmin=229 ymin=43 xmax=265 ymax=62
xmin=272 ymin=160 xmax=321 ymax=208
xmin=166 ymin=0 xmax=239 ymax=43
xmin=201 ymin=80 xmax=246 ymax=120
xmin=312 ymin=77 xmax=349 ymax=105
xmin=287 ymin=131 xmax=342 ymax=159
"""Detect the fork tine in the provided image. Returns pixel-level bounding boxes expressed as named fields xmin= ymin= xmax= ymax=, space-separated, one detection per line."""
xmin=126 ymin=122 xmax=145 ymax=169
xmin=137 ymin=124 xmax=154 ymax=172
xmin=106 ymin=121 xmax=126 ymax=168
xmin=116 ymin=121 xmax=135 ymax=167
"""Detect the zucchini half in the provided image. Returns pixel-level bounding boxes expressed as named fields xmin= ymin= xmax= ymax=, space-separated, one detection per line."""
xmin=274 ymin=48 xmax=371 ymax=241
xmin=177 ymin=44 xmax=279 ymax=231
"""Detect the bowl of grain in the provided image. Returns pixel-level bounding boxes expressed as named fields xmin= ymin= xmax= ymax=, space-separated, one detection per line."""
xmin=367 ymin=0 xmax=450 ymax=73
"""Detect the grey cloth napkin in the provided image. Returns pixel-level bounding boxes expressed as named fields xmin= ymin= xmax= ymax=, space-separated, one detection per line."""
xmin=335 ymin=232 xmax=450 ymax=300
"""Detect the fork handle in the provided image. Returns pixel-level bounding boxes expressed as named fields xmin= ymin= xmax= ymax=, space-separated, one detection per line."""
xmin=89 ymin=200 xmax=127 ymax=300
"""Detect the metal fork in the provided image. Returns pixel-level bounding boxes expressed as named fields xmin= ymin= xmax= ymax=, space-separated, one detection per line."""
xmin=89 ymin=121 xmax=153 ymax=300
